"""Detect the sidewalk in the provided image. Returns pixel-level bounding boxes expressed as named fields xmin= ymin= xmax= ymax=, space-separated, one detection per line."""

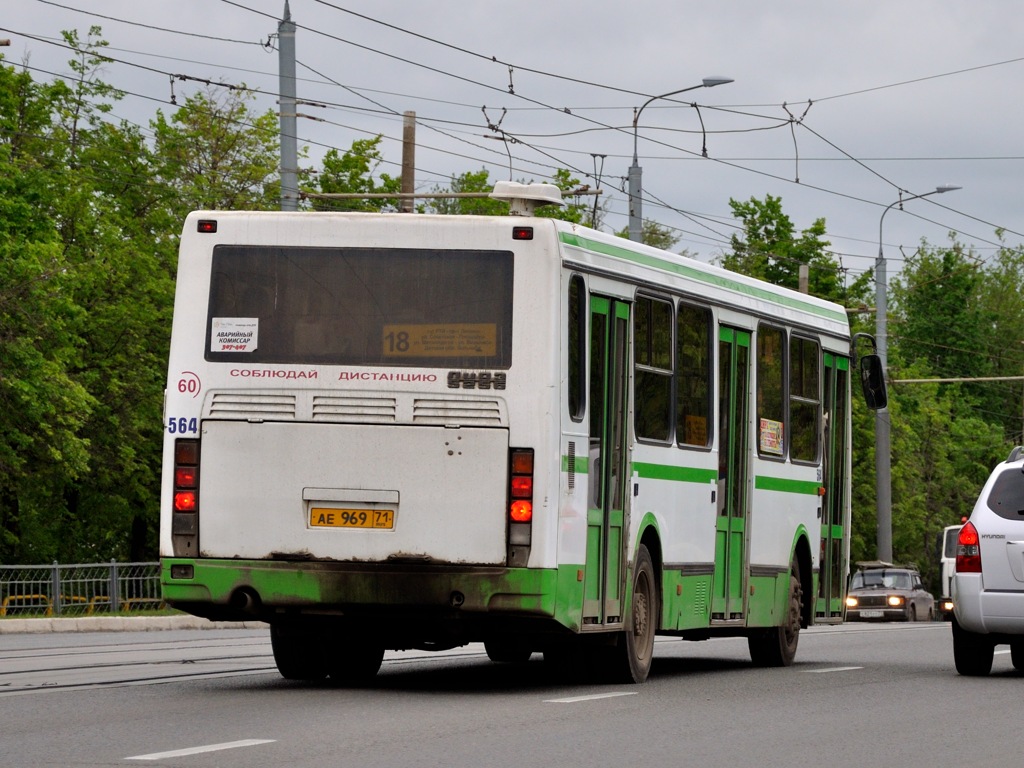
xmin=0 ymin=616 xmax=268 ymax=634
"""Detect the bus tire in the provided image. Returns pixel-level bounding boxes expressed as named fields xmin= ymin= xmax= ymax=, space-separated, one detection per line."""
xmin=748 ymin=558 xmax=802 ymax=667
xmin=1011 ymin=642 xmax=1024 ymax=671
xmin=270 ymin=625 xmax=329 ymax=681
xmin=484 ymin=637 xmax=533 ymax=664
xmin=328 ymin=637 xmax=385 ymax=686
xmin=609 ymin=544 xmax=658 ymax=684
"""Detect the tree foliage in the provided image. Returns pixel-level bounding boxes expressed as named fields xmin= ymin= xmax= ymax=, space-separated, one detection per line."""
xmin=722 ymin=194 xmax=860 ymax=304
xmin=312 ymin=135 xmax=400 ymax=211
xmin=1 ymin=31 xmax=1022 ymax=588
xmin=723 ymin=197 xmax=1021 ymax=588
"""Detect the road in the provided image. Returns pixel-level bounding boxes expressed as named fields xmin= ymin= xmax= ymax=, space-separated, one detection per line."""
xmin=1 ymin=622 xmax=1019 ymax=767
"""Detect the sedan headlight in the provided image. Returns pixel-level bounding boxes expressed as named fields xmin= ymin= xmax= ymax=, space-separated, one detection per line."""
xmin=845 ymin=596 xmax=858 ymax=608
xmin=887 ymin=595 xmax=905 ymax=607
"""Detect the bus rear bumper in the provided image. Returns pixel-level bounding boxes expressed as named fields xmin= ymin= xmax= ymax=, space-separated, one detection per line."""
xmin=161 ymin=558 xmax=567 ymax=632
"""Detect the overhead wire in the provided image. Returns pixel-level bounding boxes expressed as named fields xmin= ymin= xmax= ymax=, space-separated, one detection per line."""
xmin=10 ymin=2 xmax=1022 ymax=258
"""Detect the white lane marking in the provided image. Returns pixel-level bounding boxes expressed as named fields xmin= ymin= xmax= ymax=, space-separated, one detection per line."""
xmin=126 ymin=739 xmax=275 ymax=761
xmin=805 ymin=666 xmax=863 ymax=673
xmin=545 ymin=692 xmax=639 ymax=703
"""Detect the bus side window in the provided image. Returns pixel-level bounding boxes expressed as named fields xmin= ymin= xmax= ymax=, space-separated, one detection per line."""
xmin=756 ymin=324 xmax=786 ymax=458
xmin=634 ymin=295 xmax=673 ymax=442
xmin=568 ymin=275 xmax=586 ymax=422
xmin=676 ymin=302 xmax=712 ymax=448
xmin=790 ymin=335 xmax=821 ymax=463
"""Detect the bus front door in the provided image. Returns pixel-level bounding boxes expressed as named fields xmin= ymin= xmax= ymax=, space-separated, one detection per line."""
xmin=714 ymin=326 xmax=751 ymax=620
xmin=817 ymin=354 xmax=850 ymax=621
xmin=584 ymin=296 xmax=630 ymax=626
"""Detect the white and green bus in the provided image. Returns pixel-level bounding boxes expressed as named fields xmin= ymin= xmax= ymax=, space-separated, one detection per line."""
xmin=160 ymin=182 xmax=885 ymax=684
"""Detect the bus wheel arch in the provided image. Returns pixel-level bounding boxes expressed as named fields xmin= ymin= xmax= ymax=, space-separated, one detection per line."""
xmin=748 ymin=537 xmax=809 ymax=667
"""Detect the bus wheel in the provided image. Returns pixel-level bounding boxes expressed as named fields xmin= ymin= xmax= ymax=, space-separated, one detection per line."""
xmin=609 ymin=544 xmax=658 ymax=684
xmin=1010 ymin=642 xmax=1024 ymax=671
xmin=484 ymin=637 xmax=533 ymax=664
xmin=748 ymin=559 xmax=802 ymax=667
xmin=270 ymin=625 xmax=329 ymax=681
xmin=328 ymin=637 xmax=385 ymax=686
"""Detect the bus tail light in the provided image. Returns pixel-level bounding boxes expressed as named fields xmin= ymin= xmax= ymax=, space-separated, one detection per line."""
xmin=956 ymin=521 xmax=982 ymax=573
xmin=507 ymin=448 xmax=534 ymax=566
xmin=171 ymin=438 xmax=200 ymax=557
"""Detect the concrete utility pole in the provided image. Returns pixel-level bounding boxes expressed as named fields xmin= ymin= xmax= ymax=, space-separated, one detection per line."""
xmin=278 ymin=1 xmax=298 ymax=211
xmin=401 ymin=111 xmax=416 ymax=213
xmin=874 ymin=184 xmax=960 ymax=562
xmin=627 ymin=77 xmax=733 ymax=243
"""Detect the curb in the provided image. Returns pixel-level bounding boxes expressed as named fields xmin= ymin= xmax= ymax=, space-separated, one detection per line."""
xmin=0 ymin=616 xmax=268 ymax=634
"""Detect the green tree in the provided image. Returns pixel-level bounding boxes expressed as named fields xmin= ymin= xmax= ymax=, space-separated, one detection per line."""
xmin=889 ymin=240 xmax=991 ymax=381
xmin=151 ymin=84 xmax=280 ymax=219
xmin=312 ymin=136 xmax=400 ymax=212
xmin=721 ymin=194 xmax=855 ymax=303
xmin=0 ymin=61 xmax=94 ymax=562
xmin=614 ymin=219 xmax=685 ymax=253
xmin=977 ymin=238 xmax=1024 ymax=445
xmin=422 ymin=167 xmax=589 ymax=220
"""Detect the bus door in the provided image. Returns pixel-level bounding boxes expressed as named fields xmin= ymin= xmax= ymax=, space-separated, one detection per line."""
xmin=583 ymin=295 xmax=630 ymax=626
xmin=713 ymin=326 xmax=751 ymax=620
xmin=817 ymin=354 xmax=850 ymax=620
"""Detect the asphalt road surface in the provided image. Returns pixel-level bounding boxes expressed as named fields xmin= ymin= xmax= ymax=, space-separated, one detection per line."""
xmin=1 ymin=621 xmax=1020 ymax=767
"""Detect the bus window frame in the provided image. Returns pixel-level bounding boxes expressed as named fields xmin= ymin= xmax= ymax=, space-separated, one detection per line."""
xmin=756 ymin=322 xmax=788 ymax=463
xmin=788 ymin=333 xmax=823 ymax=466
xmin=675 ymin=299 xmax=714 ymax=452
xmin=633 ymin=292 xmax=675 ymax=446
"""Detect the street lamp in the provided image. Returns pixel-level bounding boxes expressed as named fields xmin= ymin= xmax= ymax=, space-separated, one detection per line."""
xmin=875 ymin=183 xmax=961 ymax=562
xmin=627 ymin=77 xmax=734 ymax=243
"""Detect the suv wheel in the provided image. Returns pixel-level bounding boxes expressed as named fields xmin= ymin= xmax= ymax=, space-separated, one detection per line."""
xmin=952 ymin=617 xmax=994 ymax=676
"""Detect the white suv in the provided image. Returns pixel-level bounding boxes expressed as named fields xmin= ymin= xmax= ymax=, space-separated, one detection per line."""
xmin=951 ymin=446 xmax=1024 ymax=675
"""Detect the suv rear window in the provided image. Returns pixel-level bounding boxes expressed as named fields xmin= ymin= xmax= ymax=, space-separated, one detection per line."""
xmin=985 ymin=467 xmax=1024 ymax=520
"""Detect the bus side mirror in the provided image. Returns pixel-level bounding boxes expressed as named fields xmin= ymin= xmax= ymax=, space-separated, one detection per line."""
xmin=859 ymin=354 xmax=888 ymax=410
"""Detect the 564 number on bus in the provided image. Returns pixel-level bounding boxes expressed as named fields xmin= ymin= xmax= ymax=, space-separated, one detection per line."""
xmin=167 ymin=417 xmax=198 ymax=434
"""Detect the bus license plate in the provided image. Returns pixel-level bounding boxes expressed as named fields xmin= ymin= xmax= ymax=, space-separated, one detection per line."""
xmin=310 ymin=508 xmax=394 ymax=530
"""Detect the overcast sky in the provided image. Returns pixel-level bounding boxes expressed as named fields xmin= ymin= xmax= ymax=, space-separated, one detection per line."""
xmin=7 ymin=1 xmax=1024 ymax=283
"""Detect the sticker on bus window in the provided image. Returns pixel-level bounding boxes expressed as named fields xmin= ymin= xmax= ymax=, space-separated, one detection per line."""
xmin=211 ymin=318 xmax=259 ymax=353
xmin=381 ymin=324 xmax=497 ymax=358
xmin=759 ymin=418 xmax=784 ymax=455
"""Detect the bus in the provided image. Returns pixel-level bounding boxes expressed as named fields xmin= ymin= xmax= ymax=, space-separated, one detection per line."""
xmin=160 ymin=182 xmax=885 ymax=684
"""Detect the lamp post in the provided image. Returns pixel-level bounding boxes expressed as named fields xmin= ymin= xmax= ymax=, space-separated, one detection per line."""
xmin=875 ymin=183 xmax=961 ymax=562
xmin=627 ymin=77 xmax=733 ymax=243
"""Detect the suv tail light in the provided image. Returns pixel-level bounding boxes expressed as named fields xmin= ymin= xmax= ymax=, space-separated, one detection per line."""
xmin=955 ymin=521 xmax=981 ymax=573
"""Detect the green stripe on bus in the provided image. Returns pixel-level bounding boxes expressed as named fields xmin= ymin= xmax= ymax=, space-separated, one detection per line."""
xmin=633 ymin=462 xmax=718 ymax=484
xmin=562 ymin=454 xmax=589 ymax=473
xmin=558 ymin=231 xmax=848 ymax=324
xmin=754 ymin=475 xmax=822 ymax=495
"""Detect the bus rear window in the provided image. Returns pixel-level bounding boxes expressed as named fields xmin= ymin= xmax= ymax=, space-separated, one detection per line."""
xmin=205 ymin=246 xmax=513 ymax=368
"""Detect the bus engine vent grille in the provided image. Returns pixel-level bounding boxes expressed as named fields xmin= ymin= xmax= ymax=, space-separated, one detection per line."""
xmin=208 ymin=393 xmax=297 ymax=420
xmin=413 ymin=397 xmax=504 ymax=426
xmin=312 ymin=395 xmax=397 ymax=423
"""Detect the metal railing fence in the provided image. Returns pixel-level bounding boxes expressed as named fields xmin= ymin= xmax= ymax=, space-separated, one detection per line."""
xmin=0 ymin=561 xmax=164 ymax=617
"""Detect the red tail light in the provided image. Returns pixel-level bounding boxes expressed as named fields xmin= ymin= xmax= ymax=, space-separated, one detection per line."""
xmin=174 ymin=491 xmax=197 ymax=512
xmin=171 ymin=438 xmax=200 ymax=557
xmin=508 ymin=448 xmax=534 ymax=523
xmin=956 ymin=521 xmax=982 ymax=573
